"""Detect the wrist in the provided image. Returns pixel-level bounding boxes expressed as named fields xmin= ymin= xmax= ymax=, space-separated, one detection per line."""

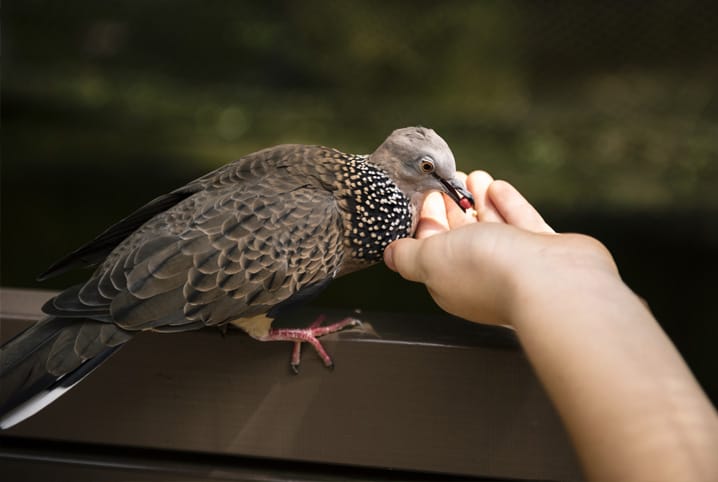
xmin=505 ymin=235 xmax=628 ymax=331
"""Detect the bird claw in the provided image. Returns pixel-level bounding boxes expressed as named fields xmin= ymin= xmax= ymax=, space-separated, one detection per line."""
xmin=262 ymin=316 xmax=361 ymax=373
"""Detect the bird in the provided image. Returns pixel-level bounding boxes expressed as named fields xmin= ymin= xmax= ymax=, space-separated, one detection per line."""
xmin=0 ymin=126 xmax=474 ymax=429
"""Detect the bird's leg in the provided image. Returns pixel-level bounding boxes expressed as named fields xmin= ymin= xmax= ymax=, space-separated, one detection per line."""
xmin=307 ymin=314 xmax=327 ymax=329
xmin=289 ymin=314 xmax=326 ymax=367
xmin=259 ymin=316 xmax=361 ymax=374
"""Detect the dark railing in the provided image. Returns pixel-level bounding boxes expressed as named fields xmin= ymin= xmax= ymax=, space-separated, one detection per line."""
xmin=0 ymin=288 xmax=581 ymax=480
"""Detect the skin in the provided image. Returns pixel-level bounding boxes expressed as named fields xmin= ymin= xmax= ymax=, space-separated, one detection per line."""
xmin=384 ymin=171 xmax=718 ymax=482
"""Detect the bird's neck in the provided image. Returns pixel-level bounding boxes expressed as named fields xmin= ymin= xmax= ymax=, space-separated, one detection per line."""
xmin=333 ymin=155 xmax=415 ymax=265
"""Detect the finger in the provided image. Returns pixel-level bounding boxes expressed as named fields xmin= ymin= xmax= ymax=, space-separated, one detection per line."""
xmin=445 ymin=192 xmax=474 ymax=229
xmin=415 ymin=191 xmax=451 ymax=239
xmin=383 ymin=238 xmax=425 ymax=282
xmin=488 ymin=180 xmax=554 ymax=233
xmin=466 ymin=171 xmax=506 ymax=223
xmin=442 ymin=171 xmax=477 ymax=229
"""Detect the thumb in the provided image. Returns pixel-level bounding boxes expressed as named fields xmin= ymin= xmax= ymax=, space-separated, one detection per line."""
xmin=384 ymin=238 xmax=426 ymax=282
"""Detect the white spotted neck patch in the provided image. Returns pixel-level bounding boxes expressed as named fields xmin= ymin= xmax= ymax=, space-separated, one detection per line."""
xmin=337 ymin=156 xmax=413 ymax=262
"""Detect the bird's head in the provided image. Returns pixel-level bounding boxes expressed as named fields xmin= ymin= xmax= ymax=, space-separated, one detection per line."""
xmin=369 ymin=126 xmax=475 ymax=213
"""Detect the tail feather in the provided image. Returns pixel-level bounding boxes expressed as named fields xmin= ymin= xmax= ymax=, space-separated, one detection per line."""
xmin=0 ymin=316 xmax=132 ymax=429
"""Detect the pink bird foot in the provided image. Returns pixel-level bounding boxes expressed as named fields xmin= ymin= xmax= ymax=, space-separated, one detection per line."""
xmin=259 ymin=315 xmax=361 ymax=373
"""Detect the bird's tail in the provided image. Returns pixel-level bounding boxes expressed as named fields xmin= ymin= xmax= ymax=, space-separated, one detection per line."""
xmin=0 ymin=316 xmax=133 ymax=429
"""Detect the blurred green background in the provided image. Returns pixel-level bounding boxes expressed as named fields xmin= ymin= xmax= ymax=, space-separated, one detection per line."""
xmin=2 ymin=2 xmax=717 ymax=400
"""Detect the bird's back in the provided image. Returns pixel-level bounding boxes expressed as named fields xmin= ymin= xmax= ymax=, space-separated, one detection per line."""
xmin=44 ymin=144 xmax=354 ymax=334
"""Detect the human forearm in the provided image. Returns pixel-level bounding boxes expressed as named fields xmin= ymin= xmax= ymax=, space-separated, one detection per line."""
xmin=511 ymin=266 xmax=718 ymax=481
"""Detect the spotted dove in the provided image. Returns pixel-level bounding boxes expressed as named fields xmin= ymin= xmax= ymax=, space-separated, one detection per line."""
xmin=0 ymin=126 xmax=474 ymax=428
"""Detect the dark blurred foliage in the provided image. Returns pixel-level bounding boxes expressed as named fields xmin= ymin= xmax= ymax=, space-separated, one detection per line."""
xmin=2 ymin=1 xmax=717 ymax=400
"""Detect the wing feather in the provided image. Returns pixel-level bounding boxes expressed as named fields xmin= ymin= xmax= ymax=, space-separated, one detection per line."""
xmin=41 ymin=146 xmax=346 ymax=335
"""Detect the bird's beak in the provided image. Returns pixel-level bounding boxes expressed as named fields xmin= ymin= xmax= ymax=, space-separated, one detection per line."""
xmin=436 ymin=176 xmax=475 ymax=212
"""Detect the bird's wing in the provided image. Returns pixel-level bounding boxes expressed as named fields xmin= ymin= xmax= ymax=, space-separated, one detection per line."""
xmin=45 ymin=177 xmax=345 ymax=333
xmin=36 ymin=144 xmax=310 ymax=282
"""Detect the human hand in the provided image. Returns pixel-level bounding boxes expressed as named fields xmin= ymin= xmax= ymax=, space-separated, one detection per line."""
xmin=384 ymin=171 xmax=618 ymax=326
xmin=386 ymin=172 xmax=718 ymax=481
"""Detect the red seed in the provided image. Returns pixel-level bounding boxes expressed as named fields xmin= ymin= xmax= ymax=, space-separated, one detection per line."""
xmin=459 ymin=198 xmax=473 ymax=210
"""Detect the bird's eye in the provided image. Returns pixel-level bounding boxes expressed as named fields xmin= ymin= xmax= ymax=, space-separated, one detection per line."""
xmin=419 ymin=159 xmax=435 ymax=173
